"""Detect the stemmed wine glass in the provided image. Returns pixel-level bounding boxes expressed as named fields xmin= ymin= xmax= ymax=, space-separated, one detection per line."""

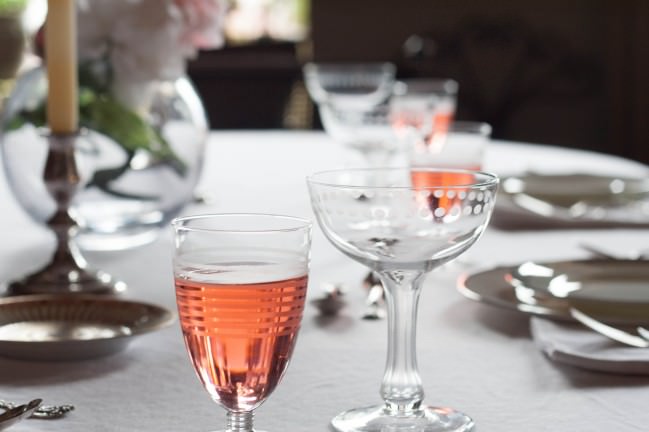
xmin=390 ymin=78 xmax=459 ymax=155
xmin=303 ymin=62 xmax=400 ymax=168
xmin=172 ymin=213 xmax=312 ymax=432
xmin=307 ymin=168 xmax=499 ymax=432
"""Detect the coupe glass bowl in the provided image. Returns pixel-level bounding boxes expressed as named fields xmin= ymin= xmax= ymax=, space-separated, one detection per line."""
xmin=303 ymin=62 xmax=396 ymax=111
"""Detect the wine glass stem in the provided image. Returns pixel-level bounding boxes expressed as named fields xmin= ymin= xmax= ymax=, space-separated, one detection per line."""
xmin=227 ymin=411 xmax=254 ymax=432
xmin=379 ymin=270 xmax=426 ymax=415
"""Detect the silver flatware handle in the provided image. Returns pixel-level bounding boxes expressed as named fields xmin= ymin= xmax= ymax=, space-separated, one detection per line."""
xmin=569 ymin=308 xmax=649 ymax=348
xmin=0 ymin=401 xmax=74 ymax=420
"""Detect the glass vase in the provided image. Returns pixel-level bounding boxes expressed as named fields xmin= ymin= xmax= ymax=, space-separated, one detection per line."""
xmin=0 ymin=66 xmax=209 ymax=251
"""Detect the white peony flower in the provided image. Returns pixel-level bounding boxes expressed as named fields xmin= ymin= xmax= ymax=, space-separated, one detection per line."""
xmin=76 ymin=0 xmax=225 ymax=109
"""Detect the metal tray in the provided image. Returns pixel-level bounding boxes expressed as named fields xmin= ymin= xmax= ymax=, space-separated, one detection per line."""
xmin=0 ymin=295 xmax=174 ymax=361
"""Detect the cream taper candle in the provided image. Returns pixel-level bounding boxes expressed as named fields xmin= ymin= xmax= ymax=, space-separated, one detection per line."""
xmin=45 ymin=0 xmax=78 ymax=134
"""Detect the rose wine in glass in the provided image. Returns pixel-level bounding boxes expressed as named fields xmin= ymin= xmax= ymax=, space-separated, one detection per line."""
xmin=172 ymin=214 xmax=312 ymax=432
xmin=410 ymin=169 xmax=481 ymax=212
xmin=409 ymin=122 xmax=491 ymax=214
xmin=176 ymin=274 xmax=308 ymax=411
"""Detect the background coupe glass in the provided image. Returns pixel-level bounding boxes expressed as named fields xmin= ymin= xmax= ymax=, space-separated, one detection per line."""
xmin=308 ymin=168 xmax=499 ymax=432
xmin=303 ymin=62 xmax=400 ymax=169
xmin=172 ymin=213 xmax=312 ymax=432
xmin=303 ymin=62 xmax=396 ymax=111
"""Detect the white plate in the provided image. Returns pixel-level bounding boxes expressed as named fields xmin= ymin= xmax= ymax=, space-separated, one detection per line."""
xmin=496 ymin=173 xmax=649 ymax=227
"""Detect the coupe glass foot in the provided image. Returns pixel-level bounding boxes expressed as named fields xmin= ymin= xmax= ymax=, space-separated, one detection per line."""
xmin=331 ymin=404 xmax=474 ymax=432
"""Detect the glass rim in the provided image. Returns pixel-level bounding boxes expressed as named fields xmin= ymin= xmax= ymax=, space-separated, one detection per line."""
xmin=303 ymin=61 xmax=396 ymax=74
xmin=171 ymin=213 xmax=312 ymax=234
xmin=307 ymin=167 xmax=500 ymax=190
xmin=393 ymin=78 xmax=459 ymax=95
xmin=447 ymin=121 xmax=492 ymax=135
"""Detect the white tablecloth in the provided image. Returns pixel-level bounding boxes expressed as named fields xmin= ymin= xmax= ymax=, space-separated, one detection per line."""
xmin=1 ymin=131 xmax=649 ymax=431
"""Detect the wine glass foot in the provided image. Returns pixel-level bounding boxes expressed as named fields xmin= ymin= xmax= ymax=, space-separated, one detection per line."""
xmin=331 ymin=404 xmax=474 ymax=432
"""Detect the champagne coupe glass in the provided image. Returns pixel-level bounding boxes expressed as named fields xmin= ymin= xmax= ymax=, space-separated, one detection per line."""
xmin=172 ymin=213 xmax=312 ymax=432
xmin=303 ymin=62 xmax=396 ymax=110
xmin=303 ymin=62 xmax=399 ymax=168
xmin=307 ymin=168 xmax=499 ymax=432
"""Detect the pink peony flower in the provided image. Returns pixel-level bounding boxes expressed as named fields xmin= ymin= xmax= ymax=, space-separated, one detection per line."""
xmin=174 ymin=0 xmax=226 ymax=52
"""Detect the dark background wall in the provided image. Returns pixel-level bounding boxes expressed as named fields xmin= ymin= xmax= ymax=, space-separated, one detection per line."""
xmin=189 ymin=0 xmax=649 ymax=165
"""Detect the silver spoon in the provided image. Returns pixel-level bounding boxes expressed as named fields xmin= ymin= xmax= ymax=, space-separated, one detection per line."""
xmin=362 ymin=283 xmax=386 ymax=320
xmin=569 ymin=308 xmax=649 ymax=348
xmin=0 ymin=399 xmax=41 ymax=431
xmin=361 ymin=272 xmax=386 ymax=320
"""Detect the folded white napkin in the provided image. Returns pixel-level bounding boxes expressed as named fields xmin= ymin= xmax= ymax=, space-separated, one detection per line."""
xmin=530 ymin=317 xmax=649 ymax=375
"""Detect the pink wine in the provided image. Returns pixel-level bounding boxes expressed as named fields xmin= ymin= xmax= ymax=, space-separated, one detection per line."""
xmin=411 ymin=169 xmax=480 ymax=211
xmin=175 ymin=274 xmax=308 ymax=412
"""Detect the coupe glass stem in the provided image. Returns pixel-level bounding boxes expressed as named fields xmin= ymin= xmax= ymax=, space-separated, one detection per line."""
xmin=361 ymin=146 xmax=392 ymax=168
xmin=226 ymin=411 xmax=254 ymax=432
xmin=378 ymin=270 xmax=426 ymax=415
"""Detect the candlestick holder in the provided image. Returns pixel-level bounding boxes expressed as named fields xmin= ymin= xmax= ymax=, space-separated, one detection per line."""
xmin=4 ymin=131 xmax=124 ymax=296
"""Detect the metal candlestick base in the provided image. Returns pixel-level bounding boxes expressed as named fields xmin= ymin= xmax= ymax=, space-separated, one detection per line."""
xmin=7 ymin=238 xmax=125 ymax=295
xmin=7 ymin=132 xmax=125 ymax=296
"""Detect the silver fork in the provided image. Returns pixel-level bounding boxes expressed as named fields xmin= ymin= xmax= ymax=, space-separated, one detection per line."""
xmin=569 ymin=308 xmax=649 ymax=348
